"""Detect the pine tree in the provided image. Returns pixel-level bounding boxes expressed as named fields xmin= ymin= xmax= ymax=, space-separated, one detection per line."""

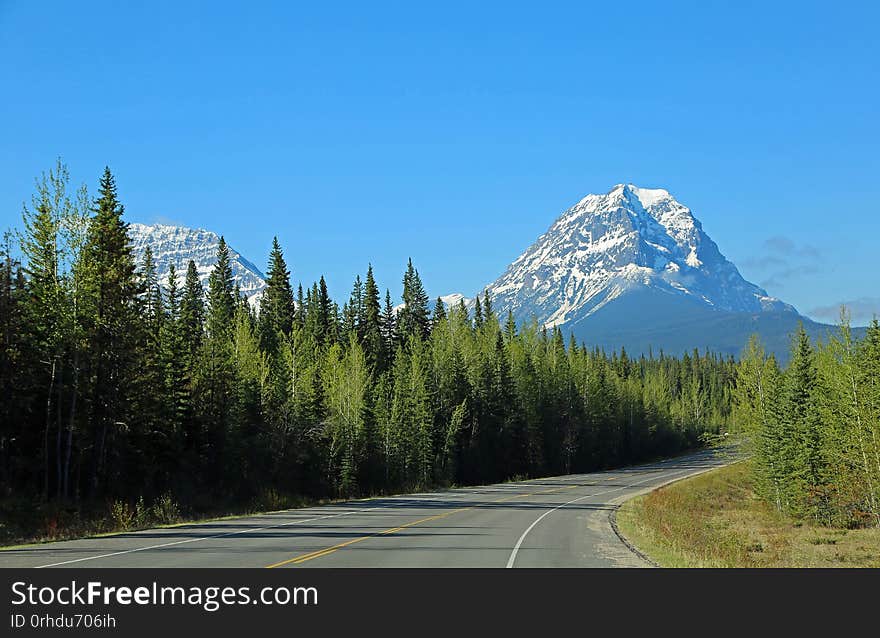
xmin=20 ymin=164 xmax=67 ymax=499
xmin=316 ymin=276 xmax=333 ymax=345
xmin=198 ymin=238 xmax=238 ymax=484
xmin=179 ymin=259 xmax=205 ymax=369
xmin=347 ymin=275 xmax=364 ymax=337
xmin=362 ymin=266 xmax=385 ymax=373
xmin=82 ymin=167 xmax=140 ymax=495
xmin=294 ymin=284 xmax=305 ymax=328
xmin=504 ymin=310 xmax=517 ymax=343
xmin=781 ymin=325 xmax=824 ymax=518
xmin=431 ymin=296 xmax=447 ymax=326
xmin=381 ymin=289 xmax=396 ymax=355
xmin=482 ymin=292 xmax=495 ymax=326
xmin=0 ymin=232 xmax=27 ymax=495
xmin=135 ymin=245 xmax=168 ymax=491
xmin=258 ymin=237 xmax=294 ymax=354
xmin=398 ymin=259 xmax=430 ymax=342
xmin=159 ymin=264 xmax=188 ymax=483
xmin=206 ymin=237 xmax=235 ymax=340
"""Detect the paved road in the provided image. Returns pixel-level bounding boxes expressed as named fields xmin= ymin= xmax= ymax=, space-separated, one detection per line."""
xmin=0 ymin=449 xmax=727 ymax=568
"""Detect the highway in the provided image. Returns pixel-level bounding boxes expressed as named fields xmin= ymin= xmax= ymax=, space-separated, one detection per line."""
xmin=0 ymin=449 xmax=726 ymax=568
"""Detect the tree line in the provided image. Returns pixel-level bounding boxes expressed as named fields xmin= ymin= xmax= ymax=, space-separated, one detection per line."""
xmin=1 ymin=162 xmax=733 ymax=516
xmin=735 ymin=318 xmax=880 ymax=528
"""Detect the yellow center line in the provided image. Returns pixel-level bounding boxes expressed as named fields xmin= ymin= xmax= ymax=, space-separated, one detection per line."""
xmin=265 ymin=483 xmax=580 ymax=568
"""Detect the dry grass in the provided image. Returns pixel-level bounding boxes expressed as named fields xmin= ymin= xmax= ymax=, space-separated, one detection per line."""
xmin=616 ymin=462 xmax=880 ymax=567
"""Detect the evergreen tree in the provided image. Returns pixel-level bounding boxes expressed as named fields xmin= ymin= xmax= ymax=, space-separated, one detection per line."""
xmin=179 ymin=260 xmax=205 ymax=369
xmin=20 ymin=163 xmax=68 ymax=499
xmin=781 ymin=325 xmax=824 ymax=518
xmin=0 ymin=232 xmax=27 ymax=495
xmin=316 ymin=276 xmax=333 ymax=345
xmin=398 ymin=259 xmax=430 ymax=342
xmin=362 ymin=266 xmax=384 ymax=372
xmin=482 ymin=292 xmax=495 ymax=326
xmin=294 ymin=284 xmax=305 ymax=328
xmin=431 ymin=296 xmax=447 ymax=326
xmin=206 ymin=237 xmax=235 ymax=341
xmin=258 ymin=237 xmax=294 ymax=354
xmin=381 ymin=289 xmax=396 ymax=355
xmin=82 ymin=167 xmax=140 ymax=494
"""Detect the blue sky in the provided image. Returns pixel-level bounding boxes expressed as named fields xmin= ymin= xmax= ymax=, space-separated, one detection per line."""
xmin=1 ymin=1 xmax=877 ymax=323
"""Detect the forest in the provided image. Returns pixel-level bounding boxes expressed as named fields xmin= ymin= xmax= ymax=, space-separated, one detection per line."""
xmin=735 ymin=320 xmax=880 ymax=528
xmin=0 ymin=163 xmax=734 ymax=536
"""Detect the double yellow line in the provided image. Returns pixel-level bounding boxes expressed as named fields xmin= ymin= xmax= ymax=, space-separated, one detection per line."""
xmin=265 ymin=483 xmax=580 ymax=568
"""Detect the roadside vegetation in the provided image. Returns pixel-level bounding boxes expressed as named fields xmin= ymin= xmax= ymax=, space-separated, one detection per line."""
xmin=736 ymin=320 xmax=880 ymax=528
xmin=0 ymin=489 xmax=316 ymax=548
xmin=617 ymin=462 xmax=880 ymax=567
xmin=619 ymin=319 xmax=880 ymax=567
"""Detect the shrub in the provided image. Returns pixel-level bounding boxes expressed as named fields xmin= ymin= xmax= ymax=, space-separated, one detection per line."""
xmin=151 ymin=493 xmax=181 ymax=525
xmin=110 ymin=500 xmax=135 ymax=530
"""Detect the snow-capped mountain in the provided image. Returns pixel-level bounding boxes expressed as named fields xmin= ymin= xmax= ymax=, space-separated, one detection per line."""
xmin=129 ymin=223 xmax=267 ymax=306
xmin=485 ymin=183 xmax=792 ymax=328
xmin=467 ymin=183 xmax=832 ymax=359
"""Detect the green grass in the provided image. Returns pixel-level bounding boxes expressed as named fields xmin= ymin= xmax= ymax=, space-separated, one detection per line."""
xmin=616 ymin=462 xmax=880 ymax=567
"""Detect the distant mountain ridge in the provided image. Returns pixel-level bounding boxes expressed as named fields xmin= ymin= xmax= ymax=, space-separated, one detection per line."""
xmin=128 ymin=186 xmax=857 ymax=362
xmin=129 ymin=223 xmax=266 ymax=306
xmin=450 ymin=184 xmax=853 ymax=360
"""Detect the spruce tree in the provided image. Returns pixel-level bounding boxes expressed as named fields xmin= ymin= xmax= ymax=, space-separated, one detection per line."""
xmin=82 ymin=167 xmax=140 ymax=494
xmin=482 ymin=292 xmax=495 ymax=326
xmin=398 ymin=258 xmax=430 ymax=342
xmin=782 ymin=325 xmax=824 ymax=517
xmin=258 ymin=237 xmax=294 ymax=354
xmin=206 ymin=237 xmax=235 ymax=340
xmin=473 ymin=295 xmax=483 ymax=329
xmin=20 ymin=166 xmax=66 ymax=499
xmin=179 ymin=259 xmax=205 ymax=368
xmin=431 ymin=296 xmax=447 ymax=326
xmin=316 ymin=276 xmax=333 ymax=345
xmin=362 ymin=266 xmax=384 ymax=372
xmin=381 ymin=289 xmax=396 ymax=355
xmin=294 ymin=283 xmax=305 ymax=328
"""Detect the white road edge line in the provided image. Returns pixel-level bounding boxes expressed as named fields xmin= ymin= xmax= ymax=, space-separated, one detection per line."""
xmin=505 ymin=466 xmax=699 ymax=568
xmin=34 ymin=506 xmax=383 ymax=569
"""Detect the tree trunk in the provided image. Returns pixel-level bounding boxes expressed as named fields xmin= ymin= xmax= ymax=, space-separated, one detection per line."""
xmin=55 ymin=360 xmax=63 ymax=499
xmin=63 ymin=351 xmax=79 ymax=500
xmin=43 ymin=357 xmax=56 ymax=502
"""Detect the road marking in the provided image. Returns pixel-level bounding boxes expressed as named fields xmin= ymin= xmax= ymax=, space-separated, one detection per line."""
xmin=33 ymin=506 xmax=383 ymax=569
xmin=265 ymin=485 xmax=579 ymax=567
xmin=505 ymin=468 xmax=693 ymax=568
xmin=266 ymin=507 xmax=474 ymax=567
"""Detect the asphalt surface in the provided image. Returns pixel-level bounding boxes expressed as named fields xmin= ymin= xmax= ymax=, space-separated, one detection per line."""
xmin=0 ymin=449 xmax=727 ymax=568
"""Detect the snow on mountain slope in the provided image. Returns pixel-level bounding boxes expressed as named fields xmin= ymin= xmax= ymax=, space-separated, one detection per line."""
xmin=394 ymin=293 xmax=471 ymax=316
xmin=129 ymin=223 xmax=266 ymax=306
xmin=483 ymin=183 xmax=793 ymax=329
